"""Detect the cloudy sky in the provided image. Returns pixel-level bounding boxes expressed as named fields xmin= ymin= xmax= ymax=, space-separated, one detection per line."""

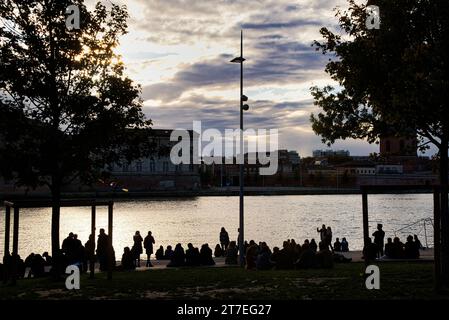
xmin=92 ymin=0 xmax=381 ymax=157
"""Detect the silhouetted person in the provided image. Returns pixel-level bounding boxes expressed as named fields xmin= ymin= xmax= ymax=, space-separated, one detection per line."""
xmin=31 ymin=254 xmax=46 ymax=278
xmin=316 ymin=241 xmax=333 ymax=269
xmin=42 ymin=252 xmax=52 ymax=266
xmin=256 ymin=243 xmax=273 ymax=270
xmin=295 ymin=242 xmax=316 ymax=269
xmin=164 ymin=245 xmax=174 ymax=260
xmin=167 ymin=243 xmax=185 ymax=267
xmin=132 ymin=231 xmax=143 ymax=267
xmin=24 ymin=253 xmax=35 ymax=278
xmin=392 ymin=237 xmax=405 ymax=259
xmin=372 ymin=224 xmax=385 ymax=258
xmin=245 ymin=240 xmax=258 ymax=270
xmin=317 ymin=224 xmax=326 ymax=242
xmin=325 ymin=227 xmax=333 ymax=252
xmin=341 ymin=237 xmax=349 ymax=252
xmin=363 ymin=237 xmax=378 ymax=262
xmin=186 ymin=243 xmax=201 ymax=266
xmin=225 ymin=241 xmax=238 ymax=265
xmin=309 ymin=239 xmax=317 ymax=253
xmin=155 ymin=245 xmax=164 ymax=260
xmin=334 ymin=238 xmax=342 ymax=252
xmin=404 ymin=235 xmax=420 ymax=259
xmin=85 ymin=234 xmax=96 ymax=272
xmin=200 ymin=244 xmax=215 ymax=266
xmin=414 ymin=235 xmax=424 ymax=250
xmin=62 ymin=232 xmax=76 ymax=262
xmin=121 ymin=247 xmax=135 ymax=271
xmin=214 ymin=244 xmax=223 ymax=257
xmin=144 ymin=231 xmax=155 ymax=267
xmin=385 ymin=238 xmax=394 ymax=258
xmin=220 ymin=227 xmax=230 ymax=251
xmin=276 ymin=241 xmax=294 ymax=270
xmin=97 ymin=228 xmax=109 ymax=271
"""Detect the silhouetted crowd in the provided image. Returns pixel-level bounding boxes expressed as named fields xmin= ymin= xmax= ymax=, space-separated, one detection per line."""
xmin=0 ymin=223 xmax=426 ymax=282
xmin=1 ymin=228 xmax=115 ymax=282
xmin=363 ymin=224 xmax=423 ymax=261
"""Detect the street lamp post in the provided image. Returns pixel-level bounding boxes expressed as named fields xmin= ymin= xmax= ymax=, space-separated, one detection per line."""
xmin=231 ymin=30 xmax=249 ymax=267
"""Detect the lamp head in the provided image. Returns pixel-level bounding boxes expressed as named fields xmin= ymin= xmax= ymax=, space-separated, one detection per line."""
xmin=242 ymin=95 xmax=248 ymax=102
xmin=230 ymin=56 xmax=246 ymax=63
xmin=242 ymin=104 xmax=249 ymax=111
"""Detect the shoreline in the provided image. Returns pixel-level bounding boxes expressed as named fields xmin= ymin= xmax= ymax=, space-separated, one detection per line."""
xmin=0 ymin=186 xmax=432 ymax=201
xmin=0 ymin=187 xmax=435 ymax=201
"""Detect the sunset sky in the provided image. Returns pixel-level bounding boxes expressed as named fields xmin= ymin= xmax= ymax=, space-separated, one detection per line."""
xmin=88 ymin=0 xmax=382 ymax=157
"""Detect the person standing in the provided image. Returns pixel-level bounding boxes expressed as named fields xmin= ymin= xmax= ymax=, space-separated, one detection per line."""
xmin=220 ymin=227 xmax=230 ymax=251
xmin=96 ymin=229 xmax=109 ymax=272
xmin=317 ymin=225 xmax=326 ymax=243
xmin=144 ymin=231 xmax=155 ymax=267
xmin=132 ymin=231 xmax=143 ymax=267
xmin=372 ymin=224 xmax=385 ymax=258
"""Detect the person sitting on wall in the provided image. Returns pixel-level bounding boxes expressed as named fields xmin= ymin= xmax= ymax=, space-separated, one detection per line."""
xmin=167 ymin=243 xmax=186 ymax=267
xmin=362 ymin=237 xmax=378 ymax=262
xmin=225 ymin=241 xmax=238 ymax=265
xmin=186 ymin=243 xmax=201 ymax=266
xmin=164 ymin=245 xmax=174 ymax=260
xmin=295 ymin=242 xmax=316 ymax=269
xmin=341 ymin=238 xmax=349 ymax=252
xmin=121 ymin=247 xmax=135 ymax=271
xmin=214 ymin=244 xmax=223 ymax=258
xmin=155 ymin=246 xmax=164 ymax=260
xmin=333 ymin=238 xmax=342 ymax=252
xmin=315 ymin=241 xmax=334 ymax=269
xmin=404 ymin=235 xmax=420 ymax=259
xmin=256 ymin=242 xmax=273 ymax=270
xmin=384 ymin=238 xmax=394 ymax=258
xmin=200 ymin=244 xmax=215 ymax=266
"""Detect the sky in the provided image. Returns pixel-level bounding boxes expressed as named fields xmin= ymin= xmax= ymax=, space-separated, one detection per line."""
xmin=88 ymin=0 xmax=382 ymax=157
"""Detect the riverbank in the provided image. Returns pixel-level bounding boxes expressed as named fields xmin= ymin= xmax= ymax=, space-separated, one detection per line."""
xmin=0 ymin=186 xmax=435 ymax=201
xmin=1 ymin=262 xmax=445 ymax=300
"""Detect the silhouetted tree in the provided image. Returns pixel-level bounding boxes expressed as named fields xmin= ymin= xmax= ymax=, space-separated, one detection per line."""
xmin=0 ymin=1 xmax=152 ymax=256
xmin=311 ymin=0 xmax=449 ymax=287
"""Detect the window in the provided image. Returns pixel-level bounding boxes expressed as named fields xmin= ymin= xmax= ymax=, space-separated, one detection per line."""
xmin=149 ymin=161 xmax=156 ymax=173
xmin=136 ymin=161 xmax=142 ymax=172
xmin=163 ymin=161 xmax=169 ymax=172
xmin=122 ymin=164 xmax=129 ymax=172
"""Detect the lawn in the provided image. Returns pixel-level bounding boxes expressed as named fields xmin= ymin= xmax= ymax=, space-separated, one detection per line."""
xmin=0 ymin=262 xmax=446 ymax=300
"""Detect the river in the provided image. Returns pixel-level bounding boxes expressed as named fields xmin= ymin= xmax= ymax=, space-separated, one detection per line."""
xmin=0 ymin=194 xmax=434 ymax=258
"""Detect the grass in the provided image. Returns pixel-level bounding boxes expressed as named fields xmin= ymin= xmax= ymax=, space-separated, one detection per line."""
xmin=0 ymin=262 xmax=447 ymax=300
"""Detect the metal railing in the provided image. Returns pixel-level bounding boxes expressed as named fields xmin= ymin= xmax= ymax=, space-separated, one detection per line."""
xmin=393 ymin=217 xmax=433 ymax=248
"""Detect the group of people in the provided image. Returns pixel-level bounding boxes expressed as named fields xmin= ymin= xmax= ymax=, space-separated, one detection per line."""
xmin=121 ymin=231 xmax=155 ymax=270
xmin=1 ymin=228 xmax=115 ymax=281
xmin=316 ymin=224 xmax=349 ymax=253
xmin=363 ymin=224 xmax=423 ymax=261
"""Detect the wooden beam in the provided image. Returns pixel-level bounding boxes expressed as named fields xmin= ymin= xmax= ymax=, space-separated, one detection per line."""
xmin=90 ymin=205 xmax=96 ymax=279
xmin=12 ymin=207 xmax=19 ymax=255
xmin=11 ymin=207 xmax=19 ymax=285
xmin=4 ymin=206 xmax=10 ymax=257
xmin=362 ymin=192 xmax=369 ymax=262
xmin=434 ymin=189 xmax=441 ymax=291
xmin=107 ymin=202 xmax=113 ymax=280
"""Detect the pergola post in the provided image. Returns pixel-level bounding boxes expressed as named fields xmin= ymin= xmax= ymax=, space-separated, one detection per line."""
xmin=4 ymin=205 xmax=11 ymax=257
xmin=11 ymin=206 xmax=20 ymax=285
xmin=362 ymin=191 xmax=369 ymax=248
xmin=434 ymin=188 xmax=441 ymax=291
xmin=90 ymin=205 xmax=96 ymax=279
xmin=107 ymin=202 xmax=113 ymax=280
